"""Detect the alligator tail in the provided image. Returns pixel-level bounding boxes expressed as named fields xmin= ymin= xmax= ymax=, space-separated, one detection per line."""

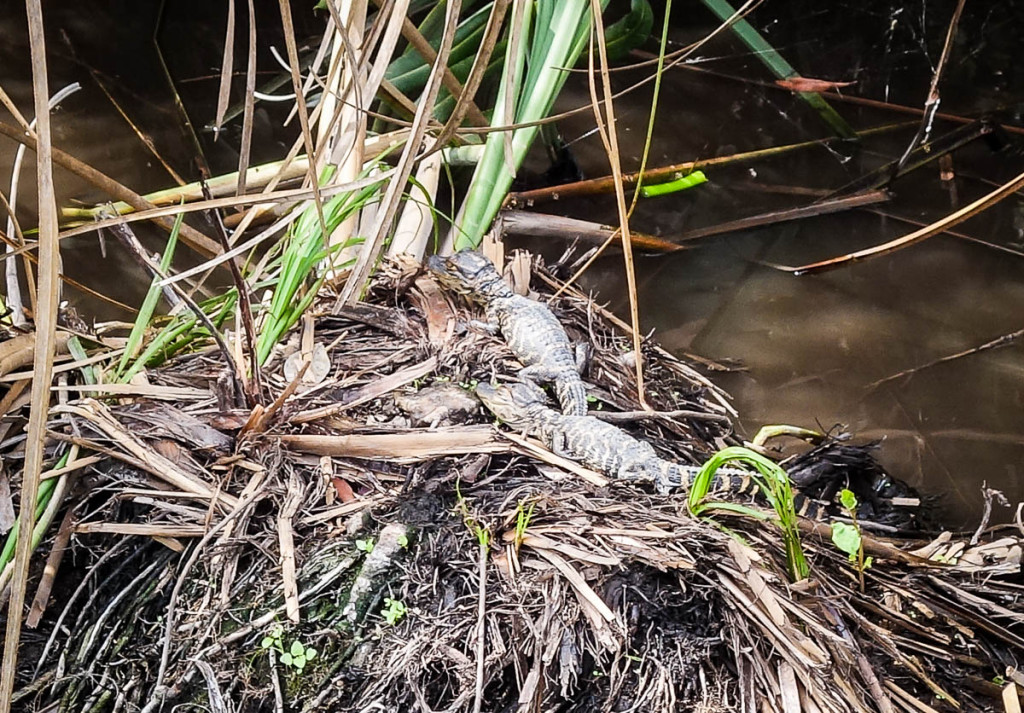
xmin=792 ymin=494 xmax=826 ymax=520
xmin=659 ymin=463 xmax=697 ymax=492
xmin=662 ymin=464 xmax=827 ymax=520
xmin=554 ymin=374 xmax=589 ymax=416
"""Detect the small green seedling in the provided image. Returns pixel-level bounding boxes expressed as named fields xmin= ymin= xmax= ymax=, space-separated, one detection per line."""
xmin=280 ymin=640 xmax=317 ymax=671
xmin=454 ymin=479 xmax=491 ymax=548
xmin=382 ymin=597 xmax=407 ymax=625
xmin=513 ymin=500 xmax=536 ymax=552
xmin=355 ymin=538 xmax=375 ymax=553
xmin=260 ymin=625 xmax=318 ymax=672
xmin=831 ymin=489 xmax=872 ymax=591
xmin=397 ymin=533 xmax=409 ymax=549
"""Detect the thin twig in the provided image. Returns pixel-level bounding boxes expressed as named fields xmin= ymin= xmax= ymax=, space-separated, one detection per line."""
xmin=970 ymin=485 xmax=1009 ymax=547
xmin=150 ymin=473 xmax=266 ymax=708
xmin=768 ymin=169 xmax=1024 ymax=274
xmin=588 ymin=0 xmax=647 ymax=406
xmin=892 ymin=0 xmax=968 ymax=175
xmin=471 ymin=535 xmax=487 ymax=713
xmin=593 ymin=408 xmax=732 ymax=425
xmin=868 ymin=327 xmax=1024 ymax=390
xmin=200 ymin=182 xmax=262 ymax=403
xmin=277 ymin=0 xmax=330 ymax=246
xmin=671 ymin=61 xmax=1024 ymax=137
xmin=0 ymin=120 xmax=223 ymax=258
xmin=212 ymin=0 xmax=236 ymax=137
xmin=433 ymin=0 xmax=510 ymax=150
xmin=337 ymin=0 xmax=462 ymax=306
xmin=106 ymin=220 xmax=245 ymax=402
xmin=4 ymin=84 xmax=81 ymax=326
xmin=378 ymin=0 xmax=490 ymax=127
xmin=506 ymin=122 xmax=913 ymax=207
xmin=237 ymin=0 xmax=258 ymax=196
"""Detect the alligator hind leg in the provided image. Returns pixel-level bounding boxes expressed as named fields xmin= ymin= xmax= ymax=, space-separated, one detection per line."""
xmin=574 ymin=343 xmax=589 ymax=374
xmin=616 ymin=462 xmax=654 ymax=485
xmin=549 ymin=431 xmax=572 ymax=459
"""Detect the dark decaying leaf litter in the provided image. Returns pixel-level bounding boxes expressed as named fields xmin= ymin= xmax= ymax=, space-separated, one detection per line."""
xmin=11 ymin=251 xmax=1024 ymax=713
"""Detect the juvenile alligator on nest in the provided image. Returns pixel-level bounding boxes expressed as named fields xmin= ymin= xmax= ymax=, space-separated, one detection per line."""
xmin=476 ymin=381 xmax=825 ymax=519
xmin=427 ymin=250 xmax=588 ymax=416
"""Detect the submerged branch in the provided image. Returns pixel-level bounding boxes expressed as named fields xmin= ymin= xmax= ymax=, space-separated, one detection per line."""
xmin=770 ymin=169 xmax=1024 ymax=274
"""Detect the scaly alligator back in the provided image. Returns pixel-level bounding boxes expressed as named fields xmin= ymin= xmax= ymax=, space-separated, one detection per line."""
xmin=428 ymin=251 xmax=588 ymax=416
xmin=477 ymin=382 xmax=825 ymax=519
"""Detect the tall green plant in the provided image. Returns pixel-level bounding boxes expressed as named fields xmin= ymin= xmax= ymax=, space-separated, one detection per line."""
xmin=454 ymin=0 xmax=611 ymax=249
xmin=255 ymin=171 xmax=385 ymax=364
xmin=688 ymin=446 xmax=809 ymax=582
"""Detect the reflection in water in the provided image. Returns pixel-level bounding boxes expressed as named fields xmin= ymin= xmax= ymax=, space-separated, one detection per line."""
xmin=535 ymin=2 xmax=1024 ymax=526
xmin=0 ymin=0 xmax=303 ymax=317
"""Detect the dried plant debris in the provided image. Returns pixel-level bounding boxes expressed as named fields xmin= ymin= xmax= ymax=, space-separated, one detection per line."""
xmin=4 ymin=253 xmax=1024 ymax=713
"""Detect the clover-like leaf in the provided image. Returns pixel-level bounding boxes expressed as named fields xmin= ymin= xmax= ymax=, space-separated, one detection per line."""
xmin=291 ymin=640 xmax=305 ymax=657
xmin=305 ymin=648 xmax=318 ymax=661
xmin=260 ymin=636 xmax=275 ymax=649
xmin=280 ymin=652 xmax=293 ymax=666
xmin=293 ymin=655 xmax=307 ymax=671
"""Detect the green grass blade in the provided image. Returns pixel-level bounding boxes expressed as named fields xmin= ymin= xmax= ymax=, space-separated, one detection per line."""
xmin=688 ymin=446 xmax=809 ymax=581
xmin=116 ymin=210 xmax=183 ymax=378
xmin=65 ymin=336 xmax=97 ymax=385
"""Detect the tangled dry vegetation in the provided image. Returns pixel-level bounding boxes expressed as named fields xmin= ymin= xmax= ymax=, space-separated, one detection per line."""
xmin=0 ymin=251 xmax=1019 ymax=713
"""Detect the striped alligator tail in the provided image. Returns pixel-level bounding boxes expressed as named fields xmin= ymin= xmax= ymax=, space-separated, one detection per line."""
xmin=553 ymin=373 xmax=589 ymax=417
xmin=660 ymin=463 xmax=826 ymax=520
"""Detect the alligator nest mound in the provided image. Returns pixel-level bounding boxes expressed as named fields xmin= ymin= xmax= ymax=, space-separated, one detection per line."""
xmin=7 ymin=251 xmax=1024 ymax=713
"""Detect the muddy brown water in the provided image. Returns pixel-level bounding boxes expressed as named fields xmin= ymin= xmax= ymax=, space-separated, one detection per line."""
xmin=2 ymin=1 xmax=1023 ymax=527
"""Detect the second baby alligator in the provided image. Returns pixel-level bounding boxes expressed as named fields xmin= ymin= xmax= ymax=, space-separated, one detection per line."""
xmin=428 ymin=250 xmax=588 ymax=416
xmin=476 ymin=381 xmax=824 ymax=518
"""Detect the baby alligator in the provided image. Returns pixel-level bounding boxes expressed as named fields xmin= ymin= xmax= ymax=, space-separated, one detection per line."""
xmin=476 ymin=381 xmax=823 ymax=518
xmin=428 ymin=251 xmax=588 ymax=416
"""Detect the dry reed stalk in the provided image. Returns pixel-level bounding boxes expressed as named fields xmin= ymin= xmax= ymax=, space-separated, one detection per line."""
xmin=337 ymin=1 xmax=462 ymax=305
xmin=281 ymin=427 xmax=507 ymax=460
xmin=775 ymin=169 xmax=1024 ymax=273
xmin=289 ymin=355 xmax=438 ymax=423
xmin=278 ymin=474 xmax=303 ymax=622
xmin=56 ymin=400 xmax=237 ymax=506
xmin=0 ymin=4 xmax=60 ymax=709
xmin=320 ymin=0 xmax=369 ymax=266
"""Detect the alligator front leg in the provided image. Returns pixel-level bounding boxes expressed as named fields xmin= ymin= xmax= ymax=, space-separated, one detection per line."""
xmin=616 ymin=461 xmax=653 ymax=484
xmin=549 ymin=430 xmax=573 ymax=460
xmin=469 ymin=318 xmax=500 ymax=336
xmin=518 ymin=366 xmax=588 ymax=416
xmin=517 ymin=364 xmax=562 ymax=383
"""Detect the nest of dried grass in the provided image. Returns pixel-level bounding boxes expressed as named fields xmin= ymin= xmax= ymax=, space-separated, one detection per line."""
xmin=8 ymin=252 xmax=1024 ymax=713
